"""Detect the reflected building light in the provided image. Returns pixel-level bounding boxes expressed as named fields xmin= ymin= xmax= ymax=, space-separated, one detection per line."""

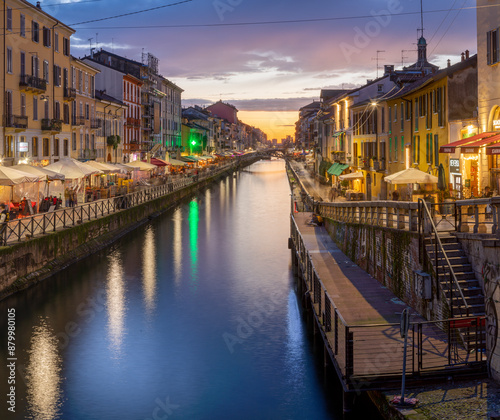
xmin=142 ymin=227 xmax=157 ymax=315
xmin=204 ymin=189 xmax=211 ymax=236
xmin=189 ymin=200 xmax=199 ymax=293
xmin=172 ymin=208 xmax=183 ymax=283
xmin=26 ymin=318 xmax=63 ymax=420
xmin=107 ymin=251 xmax=126 ymax=356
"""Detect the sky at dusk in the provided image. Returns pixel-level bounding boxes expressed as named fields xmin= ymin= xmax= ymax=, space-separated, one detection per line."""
xmin=34 ymin=0 xmax=478 ymax=140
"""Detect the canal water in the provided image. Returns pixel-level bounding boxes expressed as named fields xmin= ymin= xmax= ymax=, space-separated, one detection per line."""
xmin=0 ymin=160 xmax=379 ymax=420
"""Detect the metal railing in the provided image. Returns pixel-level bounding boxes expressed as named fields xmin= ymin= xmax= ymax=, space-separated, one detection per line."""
xmin=290 ymin=216 xmax=486 ymax=389
xmin=418 ymin=199 xmax=469 ymax=318
xmin=0 ymin=159 xmax=245 ymax=245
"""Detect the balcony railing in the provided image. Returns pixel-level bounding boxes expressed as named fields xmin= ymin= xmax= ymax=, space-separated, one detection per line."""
xmin=72 ymin=116 xmax=86 ymax=126
xmin=5 ymin=115 xmax=28 ymax=129
xmin=78 ymin=149 xmax=97 ymax=160
xmin=41 ymin=118 xmax=62 ymax=132
xmin=90 ymin=119 xmax=102 ymax=129
xmin=19 ymin=74 xmax=47 ymax=92
xmin=126 ymin=117 xmax=141 ymax=127
xmin=64 ymin=87 xmax=77 ymax=100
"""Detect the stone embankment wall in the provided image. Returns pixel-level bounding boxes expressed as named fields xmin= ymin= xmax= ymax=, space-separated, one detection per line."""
xmin=323 ymin=219 xmax=450 ymax=322
xmin=0 ymin=163 xmax=249 ymax=300
xmin=455 ymin=232 xmax=500 ymax=380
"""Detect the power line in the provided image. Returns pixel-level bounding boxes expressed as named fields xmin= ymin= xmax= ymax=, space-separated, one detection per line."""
xmin=70 ymin=4 xmax=493 ymax=30
xmin=69 ymin=0 xmax=193 ymax=26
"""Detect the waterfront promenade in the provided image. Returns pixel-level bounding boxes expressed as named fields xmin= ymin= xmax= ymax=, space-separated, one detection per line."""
xmin=290 ymin=160 xmax=496 ymax=419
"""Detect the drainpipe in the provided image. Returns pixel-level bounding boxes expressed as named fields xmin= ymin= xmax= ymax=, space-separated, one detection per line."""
xmin=51 ymin=21 xmax=59 ymax=163
xmin=3 ymin=0 xmax=6 ymax=163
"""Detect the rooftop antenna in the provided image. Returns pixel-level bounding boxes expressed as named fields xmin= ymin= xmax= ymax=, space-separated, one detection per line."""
xmin=419 ymin=0 xmax=424 ymax=39
xmin=401 ymin=49 xmax=417 ymax=67
xmin=372 ymin=50 xmax=386 ymax=78
xmin=88 ymin=37 xmax=93 ymax=55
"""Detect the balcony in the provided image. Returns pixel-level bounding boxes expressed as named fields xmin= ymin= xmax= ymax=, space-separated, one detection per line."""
xmin=64 ymin=87 xmax=77 ymax=101
xmin=78 ymin=149 xmax=97 ymax=160
xmin=90 ymin=119 xmax=102 ymax=129
xmin=5 ymin=115 xmax=28 ymax=132
xmin=19 ymin=74 xmax=47 ymax=93
xmin=42 ymin=118 xmax=62 ymax=133
xmin=126 ymin=117 xmax=141 ymax=127
xmin=72 ymin=116 xmax=86 ymax=126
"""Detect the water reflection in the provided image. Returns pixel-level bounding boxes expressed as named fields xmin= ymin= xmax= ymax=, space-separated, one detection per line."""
xmin=172 ymin=208 xmax=183 ymax=283
xmin=26 ymin=318 xmax=63 ymax=420
xmin=189 ymin=200 xmax=199 ymax=293
xmin=204 ymin=189 xmax=211 ymax=236
xmin=142 ymin=226 xmax=157 ymax=315
xmin=106 ymin=250 xmax=126 ymax=356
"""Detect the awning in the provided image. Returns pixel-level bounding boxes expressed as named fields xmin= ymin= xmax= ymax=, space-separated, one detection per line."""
xmin=439 ymin=132 xmax=496 ymax=153
xmin=180 ymin=156 xmax=198 ymax=163
xmin=460 ymin=133 xmax=500 ymax=154
xmin=143 ymin=158 xmax=169 ymax=167
xmin=332 ymin=131 xmax=345 ymax=138
xmin=168 ymin=158 xmax=186 ymax=166
xmin=327 ymin=163 xmax=349 ymax=176
xmin=338 ymin=171 xmax=364 ymax=181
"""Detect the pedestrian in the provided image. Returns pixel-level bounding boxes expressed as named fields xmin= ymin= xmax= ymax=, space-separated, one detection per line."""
xmin=0 ymin=203 xmax=9 ymax=245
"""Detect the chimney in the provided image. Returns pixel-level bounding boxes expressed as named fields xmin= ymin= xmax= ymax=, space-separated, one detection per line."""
xmin=465 ymin=49 xmax=470 ymax=59
xmin=384 ymin=65 xmax=394 ymax=76
xmin=461 ymin=52 xmax=465 ymax=61
xmin=447 ymin=59 xmax=451 ymax=67
xmin=36 ymin=1 xmax=41 ymax=8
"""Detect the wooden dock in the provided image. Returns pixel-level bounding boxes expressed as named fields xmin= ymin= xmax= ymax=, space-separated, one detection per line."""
xmin=291 ymin=212 xmax=486 ymax=391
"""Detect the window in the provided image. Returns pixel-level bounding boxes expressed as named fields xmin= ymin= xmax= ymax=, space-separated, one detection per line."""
xmin=20 ymin=52 xmax=25 ymax=76
xmin=7 ymin=7 xmax=12 ymax=31
xmin=32 ymin=137 xmax=38 ymax=157
xmin=487 ymin=28 xmax=500 ymax=65
xmin=434 ymin=134 xmax=439 ymax=167
xmin=85 ymin=74 xmax=88 ymax=94
xmin=388 ymin=106 xmax=392 ymax=134
xmin=42 ymin=138 xmax=50 ymax=156
xmin=43 ymin=60 xmax=49 ymax=83
xmin=5 ymin=136 xmax=13 ymax=157
xmin=63 ymin=103 xmax=69 ymax=124
xmin=414 ymin=98 xmax=419 ymax=131
xmin=44 ymin=100 xmax=49 ymax=119
xmin=400 ymin=103 xmax=404 ymax=131
xmin=55 ymin=101 xmax=60 ymax=121
xmin=90 ymin=76 xmax=94 ymax=98
xmin=53 ymin=65 xmax=61 ymax=86
xmin=53 ymin=138 xmax=59 ymax=156
xmin=72 ymin=132 xmax=76 ymax=151
xmin=381 ymin=107 xmax=385 ymax=133
xmin=20 ymin=14 xmax=25 ymax=37
xmin=33 ymin=97 xmax=38 ymax=121
xmin=6 ymin=48 xmax=12 ymax=73
xmin=63 ymin=37 xmax=70 ymax=56
xmin=78 ymin=70 xmax=82 ymax=93
xmin=64 ymin=139 xmax=68 ymax=156
xmin=20 ymin=94 xmax=26 ymax=116
xmin=85 ymin=104 xmax=89 ymax=120
xmin=32 ymin=55 xmax=39 ymax=78
xmin=54 ymin=32 xmax=59 ymax=52
xmin=43 ymin=27 xmax=51 ymax=47
xmin=401 ymin=136 xmax=404 ymax=162
xmin=72 ymin=101 xmax=76 ymax=124
xmin=395 ymin=135 xmax=398 ymax=159
xmin=32 ymin=21 xmax=39 ymax=42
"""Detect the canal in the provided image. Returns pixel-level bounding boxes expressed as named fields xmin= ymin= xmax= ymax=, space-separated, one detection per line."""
xmin=1 ymin=159 xmax=379 ymax=419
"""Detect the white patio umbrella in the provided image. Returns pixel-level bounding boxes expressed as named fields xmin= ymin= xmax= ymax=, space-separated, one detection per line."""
xmin=110 ymin=163 xmax=136 ymax=173
xmin=127 ymin=160 xmax=156 ymax=171
xmin=0 ymin=166 xmax=41 ymax=185
xmin=45 ymin=158 xmax=102 ymax=179
xmin=12 ymin=164 xmax=65 ymax=181
xmin=338 ymin=171 xmax=364 ymax=181
xmin=83 ymin=160 xmax=123 ymax=174
xmin=384 ymin=168 xmax=438 ymax=185
xmin=168 ymin=158 xmax=186 ymax=166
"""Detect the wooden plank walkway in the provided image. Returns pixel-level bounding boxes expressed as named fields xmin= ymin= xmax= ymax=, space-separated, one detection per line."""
xmin=293 ymin=212 xmax=485 ymax=387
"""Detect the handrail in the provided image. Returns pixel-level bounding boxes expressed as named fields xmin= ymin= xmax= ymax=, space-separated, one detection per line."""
xmin=418 ymin=198 xmax=469 ymax=314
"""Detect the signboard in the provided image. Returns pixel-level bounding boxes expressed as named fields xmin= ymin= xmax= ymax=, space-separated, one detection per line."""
xmin=487 ymin=146 xmax=500 ymax=155
xmin=494 ymin=119 xmax=500 ymax=130
xmin=449 ymin=158 xmax=460 ymax=173
xmin=461 ymin=146 xmax=479 ymax=154
xmin=439 ymin=146 xmax=456 ymax=153
xmin=18 ymin=142 xmax=28 ymax=152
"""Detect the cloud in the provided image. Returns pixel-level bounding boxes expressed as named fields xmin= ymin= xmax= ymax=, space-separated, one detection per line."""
xmin=182 ymin=97 xmax=317 ymax=112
